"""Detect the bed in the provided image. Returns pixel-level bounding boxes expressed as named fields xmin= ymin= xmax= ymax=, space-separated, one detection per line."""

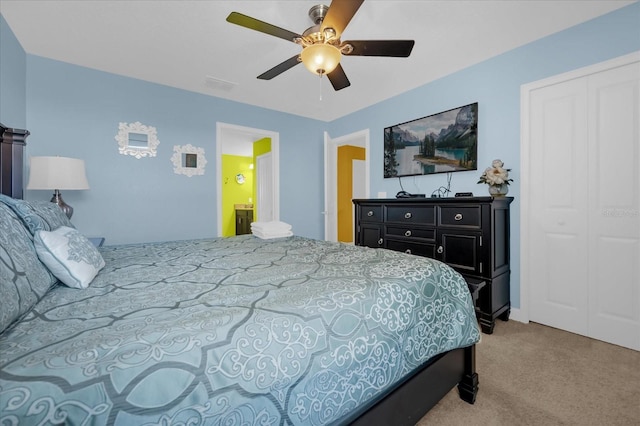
xmin=0 ymin=193 xmax=479 ymax=425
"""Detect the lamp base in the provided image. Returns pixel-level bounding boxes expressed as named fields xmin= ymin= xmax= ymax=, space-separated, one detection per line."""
xmin=50 ymin=190 xmax=73 ymax=219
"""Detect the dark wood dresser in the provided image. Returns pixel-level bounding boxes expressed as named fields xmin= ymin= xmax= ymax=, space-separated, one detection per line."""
xmin=353 ymin=197 xmax=513 ymax=334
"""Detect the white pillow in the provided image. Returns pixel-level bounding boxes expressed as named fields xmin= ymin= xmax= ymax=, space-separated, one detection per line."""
xmin=34 ymin=226 xmax=105 ymax=289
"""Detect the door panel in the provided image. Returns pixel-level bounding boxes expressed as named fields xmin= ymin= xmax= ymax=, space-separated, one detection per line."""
xmin=540 ymin=233 xmax=589 ymax=335
xmin=324 ymin=132 xmax=338 ymax=241
xmin=352 ymin=159 xmax=366 ymax=243
xmin=528 ymin=77 xmax=590 ymax=336
xmin=587 ymin=61 xmax=640 ymax=349
xmin=256 ymin=153 xmax=273 ymax=222
xmin=438 ymin=230 xmax=481 ymax=275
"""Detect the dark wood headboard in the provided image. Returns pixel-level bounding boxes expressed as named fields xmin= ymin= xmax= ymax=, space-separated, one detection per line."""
xmin=0 ymin=123 xmax=29 ymax=199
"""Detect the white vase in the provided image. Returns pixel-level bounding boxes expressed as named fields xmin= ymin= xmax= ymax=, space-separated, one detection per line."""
xmin=488 ymin=184 xmax=509 ymax=197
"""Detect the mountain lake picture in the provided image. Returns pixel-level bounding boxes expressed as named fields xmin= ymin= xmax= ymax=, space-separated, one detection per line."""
xmin=384 ymin=103 xmax=478 ymax=178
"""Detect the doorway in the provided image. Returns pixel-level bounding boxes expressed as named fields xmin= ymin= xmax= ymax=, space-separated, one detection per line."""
xmin=324 ymin=130 xmax=370 ymax=242
xmin=216 ymin=123 xmax=280 ymax=237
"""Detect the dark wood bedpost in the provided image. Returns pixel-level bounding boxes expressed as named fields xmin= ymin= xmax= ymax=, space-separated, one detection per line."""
xmin=457 ymin=345 xmax=479 ymax=404
xmin=0 ymin=123 xmax=29 ymax=199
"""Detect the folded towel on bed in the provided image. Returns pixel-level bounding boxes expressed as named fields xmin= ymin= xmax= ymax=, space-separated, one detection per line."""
xmin=252 ymin=229 xmax=294 ymax=239
xmin=251 ymin=221 xmax=292 ymax=232
xmin=251 ymin=221 xmax=293 ymax=239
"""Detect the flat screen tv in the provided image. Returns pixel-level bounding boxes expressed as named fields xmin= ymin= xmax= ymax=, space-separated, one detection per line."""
xmin=384 ymin=103 xmax=478 ymax=178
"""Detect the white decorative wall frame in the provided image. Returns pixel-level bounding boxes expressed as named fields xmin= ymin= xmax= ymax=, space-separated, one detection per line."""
xmin=115 ymin=121 xmax=160 ymax=159
xmin=171 ymin=144 xmax=207 ymax=177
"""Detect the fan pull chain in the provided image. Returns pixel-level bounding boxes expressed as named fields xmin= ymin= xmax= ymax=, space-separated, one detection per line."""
xmin=319 ymin=73 xmax=323 ymax=101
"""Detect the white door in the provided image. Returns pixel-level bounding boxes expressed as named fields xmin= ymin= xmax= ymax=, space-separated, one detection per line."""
xmin=324 ymin=132 xmax=338 ymax=241
xmin=586 ymin=63 xmax=640 ymax=348
xmin=528 ymin=77 xmax=590 ymax=336
xmin=256 ymin=152 xmax=273 ymax=222
xmin=323 ymin=130 xmax=370 ymax=242
xmin=524 ymin=53 xmax=640 ymax=350
xmin=352 ymin=159 xmax=367 ymax=238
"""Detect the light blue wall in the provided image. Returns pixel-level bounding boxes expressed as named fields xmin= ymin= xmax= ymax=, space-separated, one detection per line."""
xmin=327 ymin=2 xmax=640 ymax=309
xmin=0 ymin=14 xmax=26 ymax=128
xmin=2 ymin=3 xmax=639 ymax=310
xmin=24 ymin=56 xmax=326 ymax=244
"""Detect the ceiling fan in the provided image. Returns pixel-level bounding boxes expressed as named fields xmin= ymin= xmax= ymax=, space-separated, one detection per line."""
xmin=226 ymin=0 xmax=415 ymax=91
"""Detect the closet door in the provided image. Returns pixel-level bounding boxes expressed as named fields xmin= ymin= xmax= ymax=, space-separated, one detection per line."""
xmin=528 ymin=77 xmax=590 ymax=337
xmin=586 ymin=62 xmax=640 ymax=349
xmin=527 ymin=58 xmax=640 ymax=350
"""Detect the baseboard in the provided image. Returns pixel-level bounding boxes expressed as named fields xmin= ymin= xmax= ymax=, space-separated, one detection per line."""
xmin=508 ymin=307 xmax=527 ymax=323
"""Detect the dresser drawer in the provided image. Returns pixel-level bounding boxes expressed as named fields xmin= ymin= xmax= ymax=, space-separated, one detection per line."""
xmin=439 ymin=206 xmax=481 ymax=228
xmin=386 ymin=225 xmax=435 ymax=241
xmin=358 ymin=205 xmax=383 ymax=222
xmin=386 ymin=239 xmax=436 ymax=257
xmin=386 ymin=205 xmax=436 ymax=224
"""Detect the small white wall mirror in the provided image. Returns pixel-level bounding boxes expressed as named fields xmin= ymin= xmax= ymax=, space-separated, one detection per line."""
xmin=171 ymin=144 xmax=207 ymax=177
xmin=115 ymin=122 xmax=160 ymax=159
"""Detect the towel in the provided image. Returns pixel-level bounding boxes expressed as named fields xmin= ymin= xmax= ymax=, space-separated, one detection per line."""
xmin=250 ymin=221 xmax=292 ymax=232
xmin=251 ymin=221 xmax=293 ymax=239
xmin=252 ymin=229 xmax=294 ymax=239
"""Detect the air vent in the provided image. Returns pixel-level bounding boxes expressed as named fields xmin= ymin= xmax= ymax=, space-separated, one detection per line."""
xmin=204 ymin=75 xmax=238 ymax=92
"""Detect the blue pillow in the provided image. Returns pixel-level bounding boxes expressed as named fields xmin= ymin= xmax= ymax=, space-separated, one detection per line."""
xmin=34 ymin=226 xmax=105 ymax=289
xmin=0 ymin=194 xmax=74 ymax=235
xmin=0 ymin=203 xmax=57 ymax=333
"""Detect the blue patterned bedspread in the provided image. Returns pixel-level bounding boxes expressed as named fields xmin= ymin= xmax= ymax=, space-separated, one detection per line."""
xmin=0 ymin=235 xmax=479 ymax=425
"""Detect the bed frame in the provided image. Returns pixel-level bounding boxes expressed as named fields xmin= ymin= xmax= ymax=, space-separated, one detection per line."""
xmin=349 ymin=346 xmax=477 ymax=425
xmin=0 ymin=125 xmax=478 ymax=425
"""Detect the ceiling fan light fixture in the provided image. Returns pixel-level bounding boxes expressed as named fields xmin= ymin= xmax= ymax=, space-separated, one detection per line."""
xmin=301 ymin=43 xmax=341 ymax=75
xmin=227 ymin=0 xmax=414 ymax=90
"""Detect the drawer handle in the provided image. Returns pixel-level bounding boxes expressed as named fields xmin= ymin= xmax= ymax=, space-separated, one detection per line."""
xmin=378 ymin=238 xmax=383 ymax=245
xmin=405 ymin=249 xmax=412 ymax=254
xmin=404 ymin=212 xmax=412 ymax=219
xmin=437 ymin=245 xmax=444 ymax=254
xmin=367 ymin=210 xmax=374 ymax=217
xmin=454 ymin=213 xmax=463 ymax=221
xmin=404 ymin=230 xmax=412 ymax=237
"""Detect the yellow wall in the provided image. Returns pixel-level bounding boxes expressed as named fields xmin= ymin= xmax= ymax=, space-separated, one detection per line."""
xmin=337 ymin=145 xmax=366 ymax=242
xmin=221 ymin=154 xmax=254 ymax=237
xmin=252 ymin=138 xmax=271 ymax=222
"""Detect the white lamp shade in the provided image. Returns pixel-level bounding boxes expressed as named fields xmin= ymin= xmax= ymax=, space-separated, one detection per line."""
xmin=301 ymin=44 xmax=341 ymax=75
xmin=27 ymin=156 xmax=90 ymax=190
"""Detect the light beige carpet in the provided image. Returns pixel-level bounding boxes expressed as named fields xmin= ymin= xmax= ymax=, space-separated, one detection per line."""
xmin=417 ymin=320 xmax=640 ymax=425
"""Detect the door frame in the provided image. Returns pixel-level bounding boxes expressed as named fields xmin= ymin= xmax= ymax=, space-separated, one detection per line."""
xmin=255 ymin=152 xmax=273 ymax=222
xmin=324 ymin=129 xmax=370 ymax=242
xmin=519 ymin=51 xmax=640 ymax=323
xmin=216 ymin=122 xmax=280 ymax=237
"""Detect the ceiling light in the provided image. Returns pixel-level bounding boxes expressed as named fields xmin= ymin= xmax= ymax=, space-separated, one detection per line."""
xmin=300 ymin=44 xmax=341 ymax=76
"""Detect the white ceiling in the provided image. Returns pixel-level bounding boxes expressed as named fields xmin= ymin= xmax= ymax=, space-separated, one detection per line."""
xmin=0 ymin=0 xmax=633 ymax=123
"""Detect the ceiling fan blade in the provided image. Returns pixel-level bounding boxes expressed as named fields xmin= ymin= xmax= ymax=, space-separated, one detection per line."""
xmin=321 ymin=0 xmax=364 ymax=38
xmin=327 ymin=64 xmax=351 ymax=91
xmin=343 ymin=40 xmax=415 ymax=57
xmin=257 ymin=55 xmax=301 ymax=80
xmin=227 ymin=12 xmax=302 ymax=43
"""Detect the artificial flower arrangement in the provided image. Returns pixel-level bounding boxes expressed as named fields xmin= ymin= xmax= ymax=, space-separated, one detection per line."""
xmin=477 ymin=159 xmax=513 ymax=187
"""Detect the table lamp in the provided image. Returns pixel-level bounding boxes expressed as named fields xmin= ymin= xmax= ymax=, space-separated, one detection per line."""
xmin=26 ymin=156 xmax=90 ymax=219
